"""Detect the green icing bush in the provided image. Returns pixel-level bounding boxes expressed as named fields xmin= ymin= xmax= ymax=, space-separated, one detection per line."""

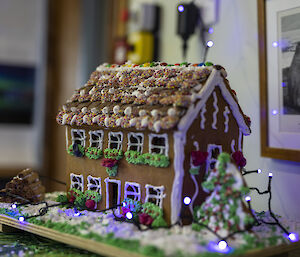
xmin=142 ymin=202 xmax=167 ymax=228
xmin=125 ymin=151 xmax=170 ymax=168
xmin=124 ymin=150 xmax=144 ymax=164
xmin=67 ymin=143 xmax=85 ymax=157
xmin=85 ymin=190 xmax=102 ymax=202
xmin=104 ymin=148 xmax=123 ymax=160
xmin=85 ymin=147 xmax=102 ymax=160
xmin=56 ymin=194 xmax=68 ymax=204
xmin=106 ymin=166 xmax=118 ymax=177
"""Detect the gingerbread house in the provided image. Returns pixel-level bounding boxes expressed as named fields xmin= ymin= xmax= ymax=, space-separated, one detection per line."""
xmin=56 ymin=62 xmax=251 ymax=224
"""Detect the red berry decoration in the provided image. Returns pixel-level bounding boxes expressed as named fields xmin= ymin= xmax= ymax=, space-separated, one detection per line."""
xmin=232 ymin=151 xmax=247 ymax=168
xmin=138 ymin=213 xmax=154 ymax=226
xmin=191 ymin=151 xmax=208 ymax=166
xmin=85 ymin=199 xmax=96 ymax=210
xmin=69 ymin=195 xmax=75 ymax=204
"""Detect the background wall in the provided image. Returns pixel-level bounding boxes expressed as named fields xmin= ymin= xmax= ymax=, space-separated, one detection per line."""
xmin=129 ymin=0 xmax=300 ymax=221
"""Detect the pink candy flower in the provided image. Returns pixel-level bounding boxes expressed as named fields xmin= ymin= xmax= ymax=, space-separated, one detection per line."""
xmin=232 ymin=151 xmax=247 ymax=167
xmin=101 ymin=158 xmax=118 ymax=168
xmin=191 ymin=151 xmax=208 ymax=166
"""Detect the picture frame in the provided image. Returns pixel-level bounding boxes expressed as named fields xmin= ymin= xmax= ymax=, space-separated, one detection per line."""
xmin=258 ymin=0 xmax=300 ymax=162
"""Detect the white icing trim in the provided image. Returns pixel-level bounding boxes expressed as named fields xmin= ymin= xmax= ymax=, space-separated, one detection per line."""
xmin=70 ymin=173 xmax=84 ymax=192
xmin=145 ymin=184 xmax=166 ymax=208
xmin=238 ymin=128 xmax=242 ymax=151
xmin=104 ymin=177 xmax=121 ymax=209
xmin=231 ymin=139 xmax=236 ymax=153
xmin=193 ymin=141 xmax=199 ymax=151
xmin=206 ymin=144 xmax=222 ymax=173
xmin=177 ymin=69 xmax=251 ymax=135
xmin=71 ymin=129 xmax=86 ymax=147
xmin=148 ymin=133 xmax=169 ymax=156
xmin=124 ymin=182 xmax=141 ymax=201
xmin=212 ymin=91 xmax=219 ymax=130
xmin=87 ymin=175 xmax=101 ymax=195
xmin=65 ymin=127 xmax=69 ymax=150
xmin=89 ymin=130 xmax=104 ymax=149
xmin=171 ymin=131 xmax=186 ymax=224
xmin=189 ymin=140 xmax=200 ymax=214
xmin=62 ymin=114 xmax=68 ymax=125
xmin=108 ymin=131 xmax=123 ymax=150
xmin=200 ymin=104 xmax=206 ymax=130
xmin=223 ymin=106 xmax=230 ymax=133
xmin=190 ymin=175 xmax=199 ymax=214
xmin=127 ymin=132 xmax=144 ymax=153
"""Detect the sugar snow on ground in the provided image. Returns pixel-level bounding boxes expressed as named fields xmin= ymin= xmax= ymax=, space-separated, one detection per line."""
xmin=0 ymin=192 xmax=298 ymax=256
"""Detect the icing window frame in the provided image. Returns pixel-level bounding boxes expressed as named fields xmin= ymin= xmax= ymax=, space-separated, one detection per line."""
xmin=145 ymin=184 xmax=166 ymax=208
xmin=87 ymin=175 xmax=101 ymax=195
xmin=71 ymin=129 xmax=86 ymax=147
xmin=108 ymin=132 xmax=123 ymax=150
xmin=148 ymin=133 xmax=169 ymax=156
xmin=124 ymin=182 xmax=141 ymax=201
xmin=206 ymin=144 xmax=222 ymax=173
xmin=70 ymin=173 xmax=84 ymax=192
xmin=127 ymin=132 xmax=144 ymax=153
xmin=89 ymin=130 xmax=104 ymax=149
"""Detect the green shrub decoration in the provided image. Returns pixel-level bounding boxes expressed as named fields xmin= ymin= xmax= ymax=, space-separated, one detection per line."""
xmin=85 ymin=147 xmax=102 ymax=160
xmin=104 ymin=148 xmax=123 ymax=160
xmin=85 ymin=190 xmax=102 ymax=202
xmin=124 ymin=150 xmax=144 ymax=164
xmin=56 ymin=194 xmax=68 ymax=204
xmin=67 ymin=143 xmax=85 ymax=157
xmin=106 ymin=166 xmax=118 ymax=177
xmin=124 ymin=151 xmax=170 ymax=168
xmin=67 ymin=189 xmax=102 ymax=210
xmin=142 ymin=202 xmax=167 ymax=228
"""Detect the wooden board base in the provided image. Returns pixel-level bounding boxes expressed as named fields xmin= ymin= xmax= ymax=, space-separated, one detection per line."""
xmin=0 ymin=214 xmax=143 ymax=257
xmin=1 ymin=214 xmax=300 ymax=257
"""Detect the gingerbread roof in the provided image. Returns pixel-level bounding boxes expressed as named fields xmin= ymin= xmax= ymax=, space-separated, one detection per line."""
xmin=56 ymin=62 xmax=251 ymax=135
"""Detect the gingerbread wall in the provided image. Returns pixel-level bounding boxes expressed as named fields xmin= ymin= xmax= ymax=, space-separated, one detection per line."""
xmin=181 ymin=86 xmax=243 ymax=219
xmin=65 ymin=126 xmax=175 ymax=224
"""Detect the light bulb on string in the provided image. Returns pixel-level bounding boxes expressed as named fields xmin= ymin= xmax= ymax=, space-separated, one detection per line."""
xmin=206 ymin=40 xmax=214 ymax=48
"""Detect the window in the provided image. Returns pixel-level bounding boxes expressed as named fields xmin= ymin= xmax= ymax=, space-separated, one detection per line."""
xmin=127 ymin=132 xmax=144 ymax=152
xmin=108 ymin=132 xmax=123 ymax=150
xmin=70 ymin=173 xmax=84 ymax=192
xmin=71 ymin=129 xmax=86 ymax=147
xmin=124 ymin=182 xmax=141 ymax=201
xmin=89 ymin=130 xmax=104 ymax=149
xmin=149 ymin=133 xmax=168 ymax=156
xmin=145 ymin=184 xmax=165 ymax=208
xmin=206 ymin=144 xmax=222 ymax=172
xmin=87 ymin=175 xmax=101 ymax=194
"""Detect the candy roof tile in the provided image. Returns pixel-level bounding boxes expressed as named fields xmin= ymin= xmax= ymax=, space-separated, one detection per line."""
xmin=57 ymin=62 xmax=251 ymax=134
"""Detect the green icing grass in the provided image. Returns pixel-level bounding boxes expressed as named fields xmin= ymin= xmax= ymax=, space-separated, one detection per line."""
xmin=0 ymin=207 xmax=290 ymax=257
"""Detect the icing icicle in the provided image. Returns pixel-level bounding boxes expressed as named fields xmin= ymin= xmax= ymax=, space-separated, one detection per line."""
xmin=238 ymin=129 xmax=242 ymax=151
xmin=223 ymin=106 xmax=230 ymax=133
xmin=212 ymin=92 xmax=218 ymax=130
xmin=200 ymin=104 xmax=206 ymax=130
xmin=231 ymin=139 xmax=236 ymax=153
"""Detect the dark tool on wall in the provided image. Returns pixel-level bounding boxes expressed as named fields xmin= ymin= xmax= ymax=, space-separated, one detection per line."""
xmin=177 ymin=2 xmax=199 ymax=59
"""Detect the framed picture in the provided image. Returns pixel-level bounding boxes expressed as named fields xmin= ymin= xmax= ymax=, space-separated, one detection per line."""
xmin=258 ymin=0 xmax=300 ymax=162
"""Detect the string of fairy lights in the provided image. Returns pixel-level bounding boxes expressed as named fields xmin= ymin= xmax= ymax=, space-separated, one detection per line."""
xmin=2 ymin=168 xmax=298 ymax=254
